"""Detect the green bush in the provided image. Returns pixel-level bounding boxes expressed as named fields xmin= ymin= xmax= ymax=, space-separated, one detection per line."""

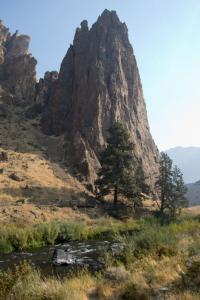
xmin=118 ymin=223 xmax=178 ymax=262
xmin=58 ymin=221 xmax=89 ymax=241
xmin=36 ymin=222 xmax=59 ymax=245
xmin=9 ymin=229 xmax=29 ymax=251
xmin=0 ymin=239 xmax=14 ymax=253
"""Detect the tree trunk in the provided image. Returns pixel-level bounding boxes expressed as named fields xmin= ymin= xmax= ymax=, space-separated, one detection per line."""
xmin=114 ymin=186 xmax=118 ymax=205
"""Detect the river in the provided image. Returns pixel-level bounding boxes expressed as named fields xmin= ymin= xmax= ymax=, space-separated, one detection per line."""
xmin=0 ymin=240 xmax=120 ymax=277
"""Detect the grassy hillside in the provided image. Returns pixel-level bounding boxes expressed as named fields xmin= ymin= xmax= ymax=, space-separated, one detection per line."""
xmin=0 ymin=105 xmax=93 ymax=223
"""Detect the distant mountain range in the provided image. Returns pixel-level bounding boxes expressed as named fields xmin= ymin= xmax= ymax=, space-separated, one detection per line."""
xmin=166 ymin=147 xmax=200 ymax=206
xmin=186 ymin=181 xmax=200 ymax=206
xmin=166 ymin=147 xmax=200 ymax=183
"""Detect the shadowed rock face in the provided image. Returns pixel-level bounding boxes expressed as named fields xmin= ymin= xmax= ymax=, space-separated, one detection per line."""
xmin=0 ymin=21 xmax=36 ymax=103
xmin=35 ymin=71 xmax=59 ymax=106
xmin=41 ymin=10 xmax=159 ymax=190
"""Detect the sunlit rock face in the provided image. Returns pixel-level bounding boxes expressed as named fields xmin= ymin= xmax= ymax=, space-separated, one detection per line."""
xmin=0 ymin=21 xmax=36 ymax=103
xmin=41 ymin=10 xmax=159 ymax=190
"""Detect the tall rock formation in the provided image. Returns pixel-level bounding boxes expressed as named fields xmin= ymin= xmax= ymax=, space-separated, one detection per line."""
xmin=41 ymin=10 xmax=159 ymax=190
xmin=0 ymin=20 xmax=36 ymax=103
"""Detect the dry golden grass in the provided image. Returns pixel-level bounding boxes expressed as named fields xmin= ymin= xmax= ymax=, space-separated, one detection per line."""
xmin=39 ymin=273 xmax=95 ymax=300
xmin=124 ymin=255 xmax=182 ymax=294
xmin=0 ymin=148 xmax=85 ymax=204
xmin=1 ymin=262 xmax=95 ymax=300
xmin=184 ymin=206 xmax=200 ymax=216
xmin=0 ymin=105 xmax=86 ymax=203
xmin=87 ymin=256 xmax=189 ymax=300
xmin=0 ymin=203 xmax=91 ymax=225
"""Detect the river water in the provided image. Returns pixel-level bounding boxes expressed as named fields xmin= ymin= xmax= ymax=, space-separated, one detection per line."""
xmin=0 ymin=240 xmax=120 ymax=277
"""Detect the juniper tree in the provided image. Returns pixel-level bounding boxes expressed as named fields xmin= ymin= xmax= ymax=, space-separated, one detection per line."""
xmin=155 ymin=152 xmax=188 ymax=218
xmin=169 ymin=165 xmax=188 ymax=217
xmin=155 ymin=152 xmax=173 ymax=215
xmin=95 ymin=122 xmax=146 ymax=205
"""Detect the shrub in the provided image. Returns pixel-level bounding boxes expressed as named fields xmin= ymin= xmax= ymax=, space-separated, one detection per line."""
xmin=37 ymin=222 xmax=59 ymax=245
xmin=9 ymin=229 xmax=29 ymax=251
xmin=58 ymin=221 xmax=89 ymax=241
xmin=0 ymin=239 xmax=14 ymax=253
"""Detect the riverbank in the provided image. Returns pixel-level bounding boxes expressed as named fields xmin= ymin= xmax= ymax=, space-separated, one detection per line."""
xmin=0 ymin=217 xmax=140 ymax=254
xmin=0 ymin=214 xmax=200 ymax=299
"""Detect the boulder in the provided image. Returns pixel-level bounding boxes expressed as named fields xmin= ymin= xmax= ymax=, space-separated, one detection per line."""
xmin=9 ymin=173 xmax=23 ymax=181
xmin=52 ymin=248 xmax=76 ymax=266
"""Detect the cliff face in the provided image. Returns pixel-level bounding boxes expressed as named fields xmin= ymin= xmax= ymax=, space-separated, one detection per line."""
xmin=42 ymin=10 xmax=159 ymax=189
xmin=0 ymin=20 xmax=36 ymax=103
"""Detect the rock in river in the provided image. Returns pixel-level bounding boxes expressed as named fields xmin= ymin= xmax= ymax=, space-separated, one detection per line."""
xmin=52 ymin=249 xmax=75 ymax=266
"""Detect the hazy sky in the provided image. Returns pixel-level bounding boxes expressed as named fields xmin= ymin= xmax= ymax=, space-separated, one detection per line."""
xmin=1 ymin=0 xmax=200 ymax=150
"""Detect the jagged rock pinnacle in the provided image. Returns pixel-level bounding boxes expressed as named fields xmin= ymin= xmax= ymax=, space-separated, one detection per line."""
xmin=41 ymin=10 xmax=159 ymax=190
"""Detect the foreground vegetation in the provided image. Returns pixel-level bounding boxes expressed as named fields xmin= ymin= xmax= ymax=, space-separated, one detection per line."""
xmin=0 ymin=214 xmax=200 ymax=299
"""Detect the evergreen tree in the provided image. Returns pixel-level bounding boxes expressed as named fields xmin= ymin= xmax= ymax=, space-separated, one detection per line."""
xmin=155 ymin=152 xmax=188 ymax=217
xmin=170 ymin=166 xmax=188 ymax=217
xmin=95 ymin=122 xmax=143 ymax=205
xmin=135 ymin=161 xmax=150 ymax=194
xmin=155 ymin=152 xmax=173 ymax=215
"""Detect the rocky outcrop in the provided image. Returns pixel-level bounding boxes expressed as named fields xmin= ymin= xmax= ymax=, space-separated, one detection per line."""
xmin=25 ymin=71 xmax=58 ymax=118
xmin=42 ymin=10 xmax=159 ymax=190
xmin=0 ymin=21 xmax=36 ymax=103
xmin=5 ymin=30 xmax=30 ymax=58
xmin=0 ymin=20 xmax=9 ymax=64
xmin=35 ymin=71 xmax=58 ymax=106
